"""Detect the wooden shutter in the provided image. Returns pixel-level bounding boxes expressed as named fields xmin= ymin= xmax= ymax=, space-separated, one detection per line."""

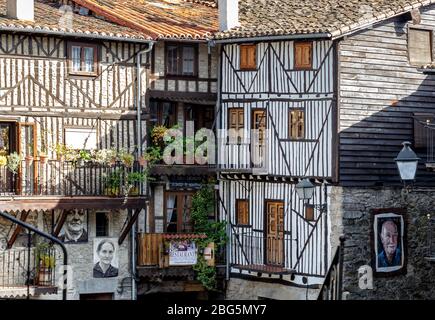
xmin=409 ymin=29 xmax=432 ymax=66
xmin=414 ymin=113 xmax=434 ymax=148
xmin=240 ymin=44 xmax=256 ymax=70
xmin=289 ymin=110 xmax=305 ymax=139
xmin=229 ymin=108 xmax=244 ymax=130
xmin=236 ymin=199 xmax=249 ymax=225
xmin=294 ymin=42 xmax=313 ymax=69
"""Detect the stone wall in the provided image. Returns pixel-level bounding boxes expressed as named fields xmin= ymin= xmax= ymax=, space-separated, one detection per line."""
xmin=330 ymin=186 xmax=435 ymax=300
xmin=225 ymin=278 xmax=319 ymax=300
xmin=0 ymin=209 xmax=133 ymax=300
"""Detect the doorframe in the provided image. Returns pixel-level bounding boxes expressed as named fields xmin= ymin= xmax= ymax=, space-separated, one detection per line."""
xmin=263 ymin=199 xmax=285 ymax=267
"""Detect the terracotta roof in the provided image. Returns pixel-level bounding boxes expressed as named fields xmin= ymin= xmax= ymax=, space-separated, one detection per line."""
xmin=0 ymin=0 xmax=149 ymax=42
xmin=215 ymin=0 xmax=435 ymax=40
xmin=72 ymin=0 xmax=218 ymax=40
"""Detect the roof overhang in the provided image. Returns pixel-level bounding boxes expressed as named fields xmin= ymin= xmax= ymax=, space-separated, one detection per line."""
xmin=213 ymin=32 xmax=332 ymax=44
xmin=0 ymin=26 xmax=154 ymax=44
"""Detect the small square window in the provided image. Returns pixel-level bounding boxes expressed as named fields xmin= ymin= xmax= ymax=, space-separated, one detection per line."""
xmin=68 ymin=42 xmax=98 ymax=76
xmin=64 ymin=127 xmax=97 ymax=150
xmin=236 ymin=199 xmax=249 ymax=225
xmin=166 ymin=44 xmax=198 ymax=77
xmin=289 ymin=110 xmax=305 ymax=139
xmin=409 ymin=28 xmax=433 ymax=66
xmin=95 ymin=212 xmax=109 ymax=237
xmin=294 ymin=42 xmax=313 ymax=70
xmin=240 ymin=44 xmax=257 ymax=70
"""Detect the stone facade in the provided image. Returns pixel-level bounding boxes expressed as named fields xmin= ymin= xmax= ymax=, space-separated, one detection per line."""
xmin=225 ymin=278 xmax=319 ymax=300
xmin=0 ymin=209 xmax=133 ymax=300
xmin=330 ymin=186 xmax=435 ymax=300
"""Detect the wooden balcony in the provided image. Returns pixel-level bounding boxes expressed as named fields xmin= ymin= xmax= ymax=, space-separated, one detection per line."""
xmin=137 ymin=233 xmax=216 ymax=279
xmin=0 ymin=160 xmax=145 ymax=197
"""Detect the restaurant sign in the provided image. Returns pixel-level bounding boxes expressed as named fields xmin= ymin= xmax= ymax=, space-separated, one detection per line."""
xmin=169 ymin=240 xmax=198 ymax=266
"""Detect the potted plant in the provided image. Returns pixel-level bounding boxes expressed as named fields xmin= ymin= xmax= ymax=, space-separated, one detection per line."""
xmin=103 ymin=169 xmax=123 ymax=196
xmin=6 ymin=152 xmax=21 ymax=174
xmin=94 ymin=148 xmax=118 ymax=166
xmin=78 ymin=150 xmax=92 ymax=166
xmin=39 ymin=151 xmax=49 ymax=165
xmin=126 ymin=171 xmax=146 ymax=196
xmin=35 ymin=242 xmax=55 ymax=286
xmin=119 ymin=149 xmax=135 ymax=168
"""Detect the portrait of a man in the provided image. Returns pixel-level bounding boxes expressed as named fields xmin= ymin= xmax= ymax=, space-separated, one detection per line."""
xmin=93 ymin=238 xmax=119 ymax=278
xmin=58 ymin=209 xmax=88 ymax=243
xmin=373 ymin=212 xmax=405 ymax=274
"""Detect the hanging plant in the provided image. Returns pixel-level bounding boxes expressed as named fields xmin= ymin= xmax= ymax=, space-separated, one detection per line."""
xmin=190 ymin=180 xmax=227 ymax=291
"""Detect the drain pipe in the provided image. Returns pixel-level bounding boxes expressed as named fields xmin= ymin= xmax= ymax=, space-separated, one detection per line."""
xmin=132 ymin=42 xmax=154 ymax=301
xmin=0 ymin=211 xmax=68 ymax=300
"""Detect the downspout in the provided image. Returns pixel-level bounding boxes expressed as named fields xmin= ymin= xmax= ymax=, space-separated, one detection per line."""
xmin=132 ymin=42 xmax=154 ymax=301
xmin=0 ymin=211 xmax=68 ymax=300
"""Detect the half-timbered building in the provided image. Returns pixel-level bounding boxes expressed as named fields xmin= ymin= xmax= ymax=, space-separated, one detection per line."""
xmin=0 ymin=0 xmax=152 ymax=299
xmin=69 ymin=0 xmax=223 ymax=299
xmin=215 ymin=0 xmax=435 ymax=300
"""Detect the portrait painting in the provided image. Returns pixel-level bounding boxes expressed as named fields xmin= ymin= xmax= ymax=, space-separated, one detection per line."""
xmin=93 ymin=238 xmax=119 ymax=278
xmin=58 ymin=209 xmax=88 ymax=244
xmin=372 ymin=210 xmax=406 ymax=275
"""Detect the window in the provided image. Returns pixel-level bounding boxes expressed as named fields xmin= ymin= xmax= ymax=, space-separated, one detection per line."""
xmin=228 ymin=108 xmax=244 ymax=144
xmin=185 ymin=104 xmax=215 ymax=131
xmin=413 ymin=113 xmax=434 ymax=149
xmin=289 ymin=110 xmax=305 ymax=139
xmin=305 ymin=204 xmax=315 ymax=222
xmin=64 ymin=127 xmax=97 ymax=150
xmin=166 ymin=44 xmax=197 ymax=76
xmin=409 ymin=28 xmax=433 ymax=66
xmin=68 ymin=42 xmax=98 ymax=76
xmin=165 ymin=192 xmax=195 ymax=233
xmin=240 ymin=44 xmax=256 ymax=70
xmin=150 ymin=101 xmax=178 ymax=128
xmin=228 ymin=108 xmax=244 ymax=130
xmin=236 ymin=199 xmax=249 ymax=225
xmin=294 ymin=42 xmax=313 ymax=70
xmin=95 ymin=212 xmax=109 ymax=237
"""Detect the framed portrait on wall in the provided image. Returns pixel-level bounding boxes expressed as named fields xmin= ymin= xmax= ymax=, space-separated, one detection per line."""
xmin=93 ymin=238 xmax=119 ymax=278
xmin=371 ymin=209 xmax=407 ymax=276
xmin=58 ymin=209 xmax=89 ymax=244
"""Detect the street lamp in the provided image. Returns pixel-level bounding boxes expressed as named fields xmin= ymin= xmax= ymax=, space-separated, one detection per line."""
xmin=394 ymin=141 xmax=420 ymax=183
xmin=295 ymin=179 xmax=327 ymax=219
xmin=295 ymin=178 xmax=315 ymax=201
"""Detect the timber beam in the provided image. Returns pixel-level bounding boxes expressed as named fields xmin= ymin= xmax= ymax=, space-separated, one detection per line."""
xmin=6 ymin=210 xmax=31 ymax=249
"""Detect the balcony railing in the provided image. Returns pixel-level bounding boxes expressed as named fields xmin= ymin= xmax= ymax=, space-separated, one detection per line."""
xmin=0 ymin=160 xmax=145 ymax=197
xmin=0 ymin=245 xmax=56 ymax=291
xmin=137 ymin=233 xmax=217 ymax=268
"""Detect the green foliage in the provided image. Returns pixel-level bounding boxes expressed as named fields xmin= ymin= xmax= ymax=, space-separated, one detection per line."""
xmin=126 ymin=171 xmax=146 ymax=184
xmin=190 ymin=181 xmax=227 ymax=291
xmin=79 ymin=150 xmax=92 ymax=161
xmin=6 ymin=152 xmax=21 ymax=174
xmin=104 ymin=169 xmax=123 ymax=189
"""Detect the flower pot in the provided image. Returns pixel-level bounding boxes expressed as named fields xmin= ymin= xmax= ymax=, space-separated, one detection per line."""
xmin=37 ymin=266 xmax=52 ymax=286
xmin=25 ymin=155 xmax=34 ymax=166
xmin=128 ymin=187 xmax=139 ymax=196
xmin=39 ymin=154 xmax=48 ymax=165
xmin=105 ymin=187 xmax=120 ymax=197
xmin=138 ymin=156 xmax=147 ymax=167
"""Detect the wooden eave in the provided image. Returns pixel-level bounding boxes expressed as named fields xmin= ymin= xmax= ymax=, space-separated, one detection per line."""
xmin=0 ymin=196 xmax=148 ymax=211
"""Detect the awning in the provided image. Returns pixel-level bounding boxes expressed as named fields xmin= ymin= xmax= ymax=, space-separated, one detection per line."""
xmin=148 ymin=90 xmax=216 ymax=105
xmin=0 ymin=286 xmax=57 ymax=299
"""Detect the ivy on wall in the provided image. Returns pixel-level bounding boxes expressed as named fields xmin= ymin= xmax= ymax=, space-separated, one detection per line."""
xmin=191 ymin=180 xmax=227 ymax=291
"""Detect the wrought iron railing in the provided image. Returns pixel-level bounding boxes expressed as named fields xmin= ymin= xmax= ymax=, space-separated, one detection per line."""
xmin=0 ymin=160 xmax=145 ymax=197
xmin=230 ymin=230 xmax=293 ymax=270
xmin=318 ymin=236 xmax=345 ymax=300
xmin=0 ymin=245 xmax=56 ymax=289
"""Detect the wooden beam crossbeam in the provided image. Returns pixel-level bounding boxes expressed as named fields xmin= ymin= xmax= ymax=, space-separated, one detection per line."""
xmin=52 ymin=210 xmax=68 ymax=237
xmin=7 ymin=211 xmax=31 ymax=249
xmin=118 ymin=209 xmax=142 ymax=245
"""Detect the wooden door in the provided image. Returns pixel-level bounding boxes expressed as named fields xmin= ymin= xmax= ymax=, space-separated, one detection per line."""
xmin=265 ymin=201 xmax=284 ymax=266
